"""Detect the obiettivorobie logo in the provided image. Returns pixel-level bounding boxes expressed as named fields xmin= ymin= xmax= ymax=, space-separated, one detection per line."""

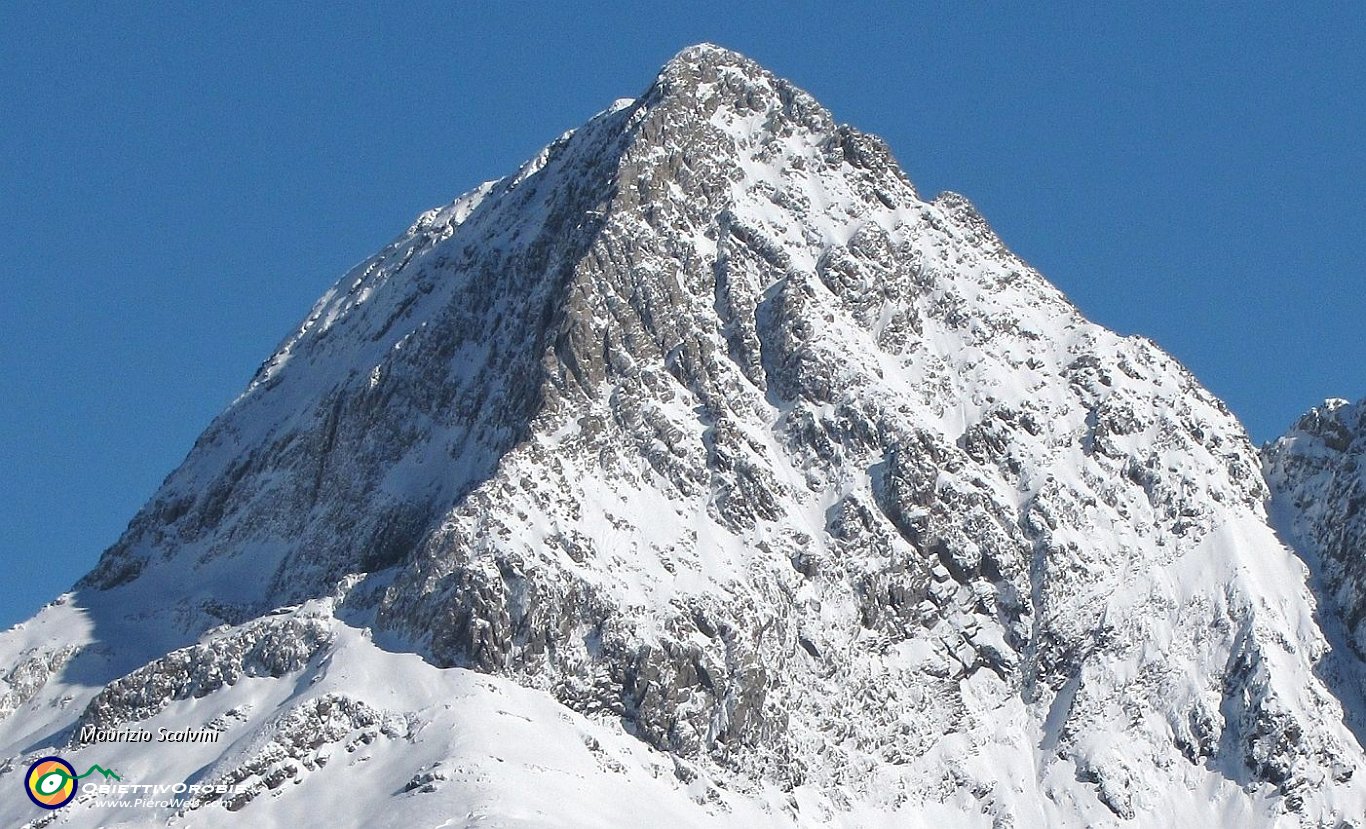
xmin=22 ymin=753 xmax=245 ymax=813
xmin=24 ymin=756 xmax=122 ymax=810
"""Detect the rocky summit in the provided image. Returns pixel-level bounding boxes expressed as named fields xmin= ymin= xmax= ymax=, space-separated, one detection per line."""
xmin=2 ymin=44 xmax=1364 ymax=828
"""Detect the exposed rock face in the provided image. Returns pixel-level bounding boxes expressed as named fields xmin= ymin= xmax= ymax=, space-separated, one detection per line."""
xmin=189 ymin=693 xmax=414 ymax=814
xmin=2 ymin=44 xmax=1364 ymax=827
xmin=75 ymin=609 xmax=334 ymax=733
xmin=0 ymin=646 xmax=77 ymax=722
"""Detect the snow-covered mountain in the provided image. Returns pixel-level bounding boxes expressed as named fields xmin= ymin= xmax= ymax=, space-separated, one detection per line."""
xmin=1266 ymin=399 xmax=1366 ymax=657
xmin=3 ymin=44 xmax=1364 ymax=828
xmin=1264 ymin=397 xmax=1366 ymax=759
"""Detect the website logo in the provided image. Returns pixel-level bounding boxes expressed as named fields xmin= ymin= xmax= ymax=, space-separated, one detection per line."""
xmin=24 ymin=756 xmax=121 ymax=810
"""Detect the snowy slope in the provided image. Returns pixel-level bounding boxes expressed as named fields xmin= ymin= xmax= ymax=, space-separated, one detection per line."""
xmin=3 ymin=44 xmax=1365 ymax=828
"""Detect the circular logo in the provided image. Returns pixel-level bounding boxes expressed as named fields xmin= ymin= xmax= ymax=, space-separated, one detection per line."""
xmin=25 ymin=756 xmax=78 ymax=810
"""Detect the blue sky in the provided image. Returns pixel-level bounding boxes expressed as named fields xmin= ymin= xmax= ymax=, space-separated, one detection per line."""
xmin=2 ymin=3 xmax=1363 ymax=628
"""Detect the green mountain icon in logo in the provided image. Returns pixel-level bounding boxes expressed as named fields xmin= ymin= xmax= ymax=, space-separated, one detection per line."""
xmin=77 ymin=764 xmax=122 ymax=782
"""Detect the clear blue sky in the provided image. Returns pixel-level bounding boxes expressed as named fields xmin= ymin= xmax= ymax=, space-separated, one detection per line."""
xmin=3 ymin=4 xmax=1363 ymax=628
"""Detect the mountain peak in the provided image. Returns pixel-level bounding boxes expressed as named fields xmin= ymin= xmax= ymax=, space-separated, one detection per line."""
xmin=1279 ymin=396 xmax=1364 ymax=453
xmin=663 ymin=42 xmax=755 ymax=72
xmin=651 ymin=42 xmax=767 ymax=97
xmin=641 ymin=43 xmax=836 ymax=135
xmin=652 ymin=42 xmax=781 ymax=92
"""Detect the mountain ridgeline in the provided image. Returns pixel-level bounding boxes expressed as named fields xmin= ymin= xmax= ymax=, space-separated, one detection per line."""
xmin=2 ymin=45 xmax=1363 ymax=828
